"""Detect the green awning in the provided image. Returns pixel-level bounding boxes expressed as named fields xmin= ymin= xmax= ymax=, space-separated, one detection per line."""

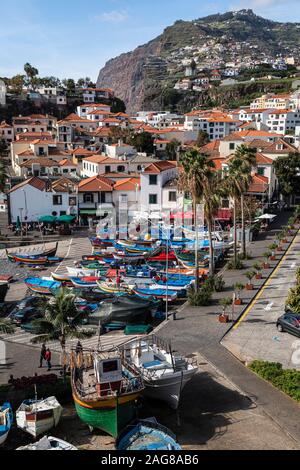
xmin=80 ymin=210 xmax=97 ymax=215
xmin=58 ymin=215 xmax=76 ymax=223
xmin=39 ymin=215 xmax=57 ymax=224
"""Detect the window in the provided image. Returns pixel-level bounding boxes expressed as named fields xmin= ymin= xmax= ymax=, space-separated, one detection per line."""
xmin=229 ymin=143 xmax=235 ymax=150
xmin=53 ymin=195 xmax=62 ymax=206
xmin=169 ymin=191 xmax=177 ymax=202
xmin=149 ymin=175 xmax=158 ymax=185
xmin=117 ymin=166 xmax=125 ymax=173
xmin=69 ymin=197 xmax=77 ymax=206
xmin=120 ymin=194 xmax=127 ymax=203
xmin=149 ymin=194 xmax=157 ymax=205
xmin=222 ymin=199 xmax=230 ymax=208
xmin=84 ymin=193 xmax=94 ymax=203
xmin=105 ymin=166 xmax=111 ymax=173
xmin=38 ymin=147 xmax=45 ymax=156
xmin=257 ymin=167 xmax=266 ymax=176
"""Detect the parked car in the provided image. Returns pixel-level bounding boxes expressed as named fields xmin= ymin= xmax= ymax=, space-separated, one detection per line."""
xmin=21 ymin=321 xmax=44 ymax=335
xmin=277 ymin=313 xmax=300 ymax=338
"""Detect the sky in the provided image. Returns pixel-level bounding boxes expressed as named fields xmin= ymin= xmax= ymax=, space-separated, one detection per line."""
xmin=1 ymin=0 xmax=300 ymax=81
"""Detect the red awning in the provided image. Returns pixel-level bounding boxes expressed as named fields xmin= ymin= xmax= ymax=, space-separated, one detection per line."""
xmin=215 ymin=209 xmax=232 ymax=221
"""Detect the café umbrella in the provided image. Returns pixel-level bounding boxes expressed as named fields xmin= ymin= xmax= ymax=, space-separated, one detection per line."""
xmin=57 ymin=215 xmax=75 ymax=224
xmin=39 ymin=215 xmax=57 ymax=224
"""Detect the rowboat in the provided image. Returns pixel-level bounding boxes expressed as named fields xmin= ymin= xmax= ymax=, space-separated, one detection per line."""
xmin=51 ymin=272 xmax=72 ymax=283
xmin=121 ymin=336 xmax=198 ymax=410
xmin=0 ymin=403 xmax=13 ymax=445
xmin=70 ymin=288 xmax=114 ymax=303
xmin=113 ymin=252 xmax=148 ymax=262
xmin=90 ymin=237 xmax=114 ymax=248
xmin=16 ymin=396 xmax=63 ymax=438
xmin=71 ymin=350 xmax=144 ymax=438
xmin=70 ymin=277 xmax=102 ymax=288
xmin=116 ymin=418 xmax=181 ymax=450
xmin=6 ymin=243 xmax=58 ymax=262
xmin=12 ymin=255 xmax=49 ymax=265
xmin=17 ymin=436 xmax=78 ymax=451
xmin=96 ymin=281 xmax=130 ymax=294
xmin=24 ymin=278 xmax=61 ymax=295
xmin=148 ymin=252 xmax=177 ymax=262
xmin=133 ymin=288 xmax=178 ymax=302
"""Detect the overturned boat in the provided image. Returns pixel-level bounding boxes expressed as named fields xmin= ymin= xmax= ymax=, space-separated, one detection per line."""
xmin=16 ymin=396 xmax=63 ymax=438
xmin=17 ymin=436 xmax=78 ymax=451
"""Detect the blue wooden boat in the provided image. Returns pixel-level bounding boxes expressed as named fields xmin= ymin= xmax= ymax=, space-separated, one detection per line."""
xmin=70 ymin=277 xmax=102 ymax=288
xmin=24 ymin=278 xmax=61 ymax=295
xmin=0 ymin=403 xmax=13 ymax=445
xmin=116 ymin=418 xmax=181 ymax=450
xmin=133 ymin=288 xmax=178 ymax=302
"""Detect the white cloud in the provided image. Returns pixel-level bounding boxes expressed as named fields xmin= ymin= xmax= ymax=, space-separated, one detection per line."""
xmin=95 ymin=9 xmax=129 ymax=23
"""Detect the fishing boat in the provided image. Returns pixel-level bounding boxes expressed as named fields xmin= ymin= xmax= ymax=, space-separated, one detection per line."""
xmin=133 ymin=288 xmax=178 ymax=302
xmin=67 ymin=267 xmax=101 ymax=278
xmin=97 ymin=281 xmax=130 ymax=295
xmin=148 ymin=252 xmax=177 ymax=263
xmin=70 ymin=277 xmax=102 ymax=288
xmin=70 ymin=288 xmax=114 ymax=303
xmin=24 ymin=278 xmax=61 ymax=295
xmin=51 ymin=272 xmax=72 ymax=283
xmin=116 ymin=418 xmax=181 ymax=450
xmin=6 ymin=243 xmax=58 ymax=262
xmin=12 ymin=255 xmax=49 ymax=265
xmin=71 ymin=350 xmax=144 ymax=438
xmin=0 ymin=403 xmax=13 ymax=445
xmin=88 ymin=295 xmax=158 ymax=326
xmin=113 ymin=252 xmax=148 ymax=263
xmin=17 ymin=436 xmax=78 ymax=451
xmin=16 ymin=396 xmax=63 ymax=438
xmin=90 ymin=237 xmax=114 ymax=248
xmin=121 ymin=336 xmax=198 ymax=410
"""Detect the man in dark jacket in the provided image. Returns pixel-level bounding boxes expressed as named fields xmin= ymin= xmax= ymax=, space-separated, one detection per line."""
xmin=39 ymin=344 xmax=46 ymax=368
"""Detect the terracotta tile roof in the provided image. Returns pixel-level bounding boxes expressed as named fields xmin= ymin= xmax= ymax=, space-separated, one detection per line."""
xmin=154 ymin=139 xmax=171 ymax=145
xmin=17 ymin=149 xmax=35 ymax=157
xmin=87 ymin=110 xmax=112 ymax=116
xmin=71 ymin=147 xmax=95 ymax=156
xmin=114 ymin=178 xmax=140 ymax=191
xmin=83 ymin=155 xmax=122 ymax=164
xmin=16 ymin=132 xmax=52 ymax=141
xmin=79 ymin=103 xmax=111 ymax=108
xmin=143 ymin=161 xmax=177 ymax=174
xmin=52 ymin=178 xmax=76 ymax=193
xmin=0 ymin=121 xmax=12 ymax=129
xmin=8 ymin=177 xmax=46 ymax=193
xmin=248 ymin=174 xmax=269 ymax=194
xmin=256 ymin=153 xmax=273 ymax=165
xmin=59 ymin=159 xmax=77 ymax=167
xmin=78 ymin=175 xmax=114 ymax=192
xmin=19 ymin=158 xmax=57 ymax=168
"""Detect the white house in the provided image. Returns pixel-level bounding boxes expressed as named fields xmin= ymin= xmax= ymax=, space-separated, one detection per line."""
xmin=0 ymin=121 xmax=14 ymax=143
xmin=77 ymin=103 xmax=111 ymax=118
xmin=140 ymin=161 xmax=178 ymax=214
xmin=0 ymin=80 xmax=7 ymax=106
xmin=105 ymin=143 xmax=137 ymax=159
xmin=81 ymin=155 xmax=129 ymax=178
xmin=8 ymin=177 xmax=78 ymax=223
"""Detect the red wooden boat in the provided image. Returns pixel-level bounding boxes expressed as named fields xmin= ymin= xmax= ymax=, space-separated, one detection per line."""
xmin=148 ymin=252 xmax=177 ymax=262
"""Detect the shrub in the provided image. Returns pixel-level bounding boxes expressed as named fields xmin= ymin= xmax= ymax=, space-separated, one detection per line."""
xmin=214 ymin=276 xmax=225 ymax=292
xmin=227 ymin=258 xmax=244 ymax=270
xmin=219 ymin=297 xmax=232 ymax=315
xmin=286 ymin=284 xmax=300 ymax=313
xmin=188 ymin=285 xmax=213 ymax=306
xmin=249 ymin=361 xmax=300 ymax=403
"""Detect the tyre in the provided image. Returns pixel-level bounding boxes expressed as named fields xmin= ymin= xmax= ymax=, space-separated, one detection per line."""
xmin=277 ymin=324 xmax=284 ymax=333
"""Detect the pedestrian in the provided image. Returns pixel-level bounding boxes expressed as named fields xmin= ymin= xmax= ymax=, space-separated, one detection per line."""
xmin=39 ymin=343 xmax=47 ymax=368
xmin=76 ymin=341 xmax=83 ymax=355
xmin=45 ymin=348 xmax=52 ymax=371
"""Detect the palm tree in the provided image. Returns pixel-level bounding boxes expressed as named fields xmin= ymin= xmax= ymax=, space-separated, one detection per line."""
xmin=223 ymin=156 xmax=249 ymax=267
xmin=0 ymin=319 xmax=15 ymax=335
xmin=234 ymin=145 xmax=256 ymax=258
xmin=180 ymin=149 xmax=221 ymax=284
xmin=31 ymin=289 xmax=94 ymax=371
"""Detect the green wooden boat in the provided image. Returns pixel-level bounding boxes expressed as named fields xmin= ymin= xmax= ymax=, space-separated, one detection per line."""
xmin=71 ymin=350 xmax=144 ymax=438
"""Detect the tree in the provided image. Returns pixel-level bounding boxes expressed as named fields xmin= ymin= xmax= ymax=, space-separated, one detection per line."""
xmin=0 ymin=319 xmax=15 ymax=335
xmin=165 ymin=140 xmax=180 ymax=161
xmin=31 ymin=289 xmax=94 ymax=374
xmin=24 ymin=63 xmax=39 ymax=89
xmin=274 ymin=153 xmax=300 ymax=205
xmin=180 ymin=149 xmax=222 ymax=283
xmin=234 ymin=145 xmax=256 ymax=258
xmin=8 ymin=74 xmax=25 ymax=94
xmin=62 ymin=79 xmax=76 ymax=94
xmin=131 ymin=132 xmax=154 ymax=154
xmin=111 ymin=97 xmax=126 ymax=114
xmin=0 ymin=160 xmax=8 ymax=193
xmin=197 ymin=131 xmax=209 ymax=148
xmin=39 ymin=76 xmax=61 ymax=88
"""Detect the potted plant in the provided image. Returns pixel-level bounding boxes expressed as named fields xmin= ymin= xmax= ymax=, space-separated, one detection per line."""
xmin=288 ymin=217 xmax=295 ymax=230
xmin=245 ymin=271 xmax=255 ymax=290
xmin=281 ymin=229 xmax=288 ymax=244
xmin=219 ymin=298 xmax=232 ymax=323
xmin=253 ymin=263 xmax=263 ymax=280
xmin=268 ymin=243 xmax=277 ymax=260
xmin=262 ymin=252 xmax=271 ymax=269
xmin=234 ymin=283 xmax=244 ymax=305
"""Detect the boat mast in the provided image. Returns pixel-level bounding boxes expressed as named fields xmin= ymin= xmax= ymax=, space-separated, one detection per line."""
xmin=97 ymin=320 xmax=102 ymax=352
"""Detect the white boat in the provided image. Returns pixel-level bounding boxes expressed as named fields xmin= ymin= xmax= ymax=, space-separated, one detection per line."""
xmin=16 ymin=396 xmax=63 ymax=438
xmin=121 ymin=335 xmax=198 ymax=410
xmin=17 ymin=436 xmax=77 ymax=451
xmin=67 ymin=267 xmax=97 ymax=277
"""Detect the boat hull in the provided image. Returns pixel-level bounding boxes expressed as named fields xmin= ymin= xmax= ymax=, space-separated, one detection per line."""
xmin=16 ymin=398 xmax=62 ymax=438
xmin=143 ymin=368 xmax=197 ymax=410
xmin=73 ymin=393 xmax=140 ymax=438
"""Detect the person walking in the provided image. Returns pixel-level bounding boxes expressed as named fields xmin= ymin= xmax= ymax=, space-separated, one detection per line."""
xmin=45 ymin=348 xmax=52 ymax=372
xmin=39 ymin=344 xmax=47 ymax=368
xmin=76 ymin=341 xmax=83 ymax=355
